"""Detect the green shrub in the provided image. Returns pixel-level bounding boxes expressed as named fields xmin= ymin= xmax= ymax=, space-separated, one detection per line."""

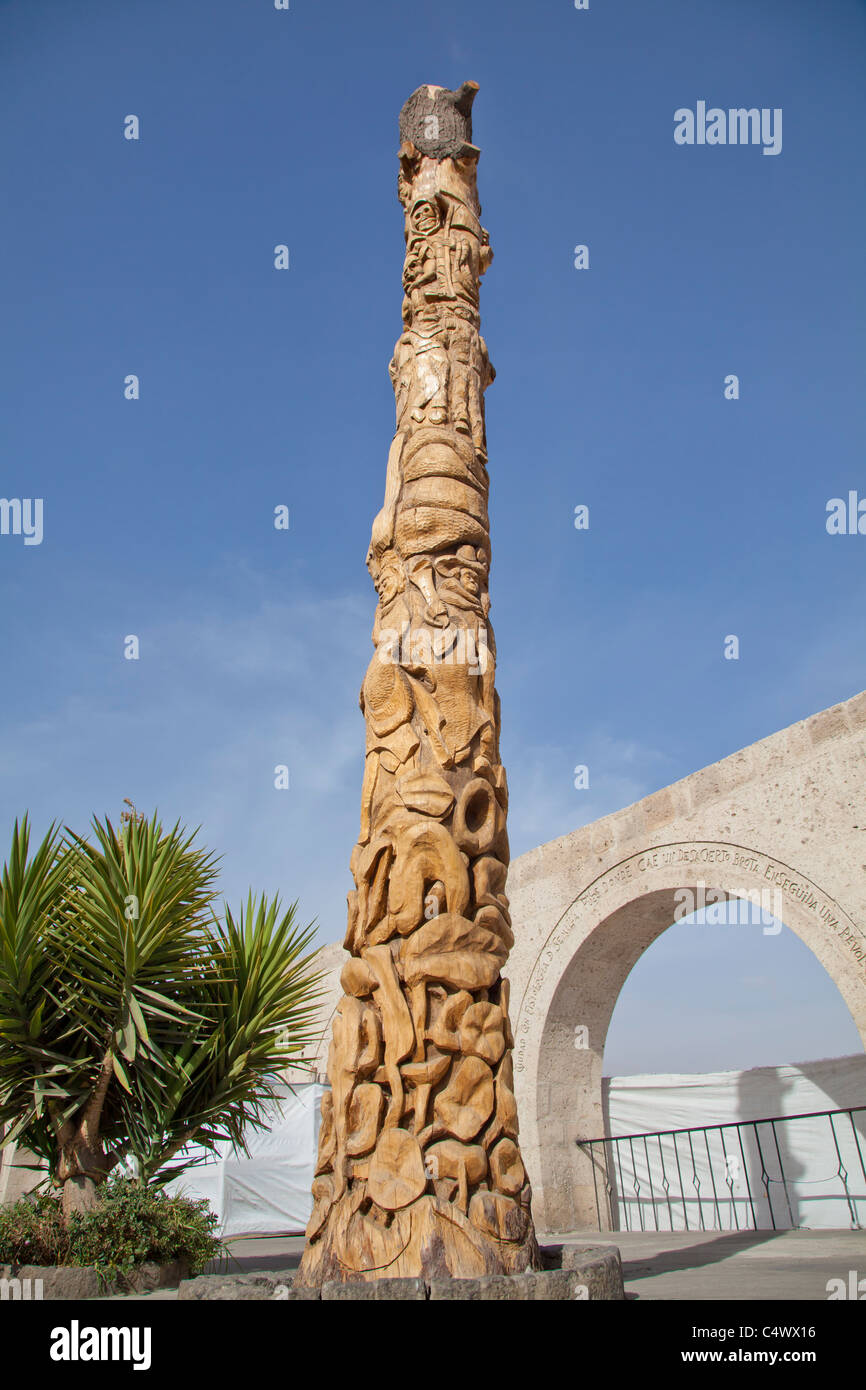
xmin=0 ymin=1191 xmax=67 ymax=1266
xmin=68 ymin=1178 xmax=222 ymax=1280
xmin=0 ymin=1178 xmax=222 ymax=1283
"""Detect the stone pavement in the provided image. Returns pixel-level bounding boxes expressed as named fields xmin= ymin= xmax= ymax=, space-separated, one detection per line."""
xmin=585 ymin=1228 xmax=866 ymax=1301
xmin=104 ymin=1226 xmax=866 ymax=1300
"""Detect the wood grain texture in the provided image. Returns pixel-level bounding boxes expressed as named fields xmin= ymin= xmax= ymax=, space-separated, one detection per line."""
xmin=296 ymin=83 xmax=539 ymax=1285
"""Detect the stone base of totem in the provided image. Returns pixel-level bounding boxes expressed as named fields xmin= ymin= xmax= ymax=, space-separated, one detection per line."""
xmin=178 ymin=1244 xmax=625 ymax=1300
xmin=295 ymin=1191 xmax=540 ymax=1287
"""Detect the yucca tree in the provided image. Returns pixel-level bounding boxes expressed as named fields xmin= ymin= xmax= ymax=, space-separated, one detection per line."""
xmin=0 ymin=813 xmax=324 ymax=1220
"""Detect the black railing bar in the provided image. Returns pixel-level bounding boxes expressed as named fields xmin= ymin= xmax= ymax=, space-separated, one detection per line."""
xmin=658 ymin=1132 xmax=674 ymax=1232
xmin=587 ymin=1139 xmax=603 ymax=1231
xmin=720 ymin=1126 xmax=742 ymax=1232
xmin=847 ymin=1110 xmax=866 ymax=1183
xmin=627 ymin=1136 xmax=644 ymax=1232
xmin=575 ymin=1104 xmax=865 ymax=1146
xmin=685 ymin=1129 xmax=706 ymax=1233
xmin=671 ymin=1129 xmax=689 ymax=1230
xmin=739 ymin=1128 xmax=756 ymax=1228
xmin=771 ymin=1119 xmax=796 ymax=1228
xmin=751 ymin=1121 xmax=777 ymax=1231
xmin=614 ymin=1136 xmax=630 ymax=1234
xmin=619 ymin=1191 xmax=864 ymax=1206
xmin=643 ymin=1135 xmax=659 ymax=1232
xmin=828 ymin=1111 xmax=859 ymax=1229
xmin=599 ymin=1140 xmax=612 ymax=1231
xmin=703 ymin=1128 xmax=723 ymax=1230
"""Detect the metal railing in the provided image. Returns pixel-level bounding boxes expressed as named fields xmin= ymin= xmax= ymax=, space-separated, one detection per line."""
xmin=577 ymin=1106 xmax=866 ymax=1232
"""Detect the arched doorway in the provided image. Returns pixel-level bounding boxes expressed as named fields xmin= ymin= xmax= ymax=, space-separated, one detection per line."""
xmin=513 ymin=842 xmax=866 ymax=1231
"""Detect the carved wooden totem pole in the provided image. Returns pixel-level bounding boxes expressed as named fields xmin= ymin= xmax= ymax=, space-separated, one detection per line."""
xmin=296 ymin=82 xmax=539 ymax=1285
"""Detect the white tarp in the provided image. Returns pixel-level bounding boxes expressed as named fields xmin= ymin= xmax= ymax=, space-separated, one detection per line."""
xmin=600 ymin=1054 xmax=866 ymax=1231
xmin=164 ymin=1082 xmax=325 ymax=1237
xmin=160 ymin=1058 xmax=865 ymax=1237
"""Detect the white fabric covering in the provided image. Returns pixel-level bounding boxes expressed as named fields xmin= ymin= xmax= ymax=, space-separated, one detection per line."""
xmin=162 ymin=1059 xmax=865 ymax=1236
xmin=600 ymin=1055 xmax=866 ymax=1230
xmin=164 ymin=1082 xmax=325 ymax=1236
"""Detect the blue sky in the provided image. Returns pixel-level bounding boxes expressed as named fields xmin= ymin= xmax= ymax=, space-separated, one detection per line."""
xmin=1 ymin=0 xmax=863 ymax=1073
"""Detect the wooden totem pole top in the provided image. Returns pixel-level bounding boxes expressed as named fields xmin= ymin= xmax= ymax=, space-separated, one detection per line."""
xmin=295 ymin=84 xmax=539 ymax=1286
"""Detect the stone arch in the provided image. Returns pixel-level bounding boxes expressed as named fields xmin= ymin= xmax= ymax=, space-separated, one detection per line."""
xmin=513 ymin=841 xmax=866 ymax=1232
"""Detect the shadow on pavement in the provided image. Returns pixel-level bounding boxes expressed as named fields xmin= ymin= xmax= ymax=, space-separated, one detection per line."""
xmin=621 ymin=1228 xmax=788 ymax=1282
xmin=206 ymin=1235 xmax=305 ymax=1275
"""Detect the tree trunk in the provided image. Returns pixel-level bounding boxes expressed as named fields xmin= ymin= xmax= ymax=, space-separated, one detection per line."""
xmin=296 ymin=82 xmax=539 ymax=1286
xmin=53 ymin=1048 xmax=115 ymax=1224
xmin=56 ymin=1135 xmax=110 ymax=1225
xmin=61 ymin=1173 xmax=100 ymax=1221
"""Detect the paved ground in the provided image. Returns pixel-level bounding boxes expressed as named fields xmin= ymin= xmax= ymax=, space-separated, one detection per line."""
xmin=104 ymin=1226 xmax=866 ymax=1300
xmin=579 ymin=1228 xmax=866 ymax=1300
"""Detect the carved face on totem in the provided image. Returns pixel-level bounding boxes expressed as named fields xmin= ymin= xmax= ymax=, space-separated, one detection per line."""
xmin=430 ymin=547 xmax=489 ymax=617
xmin=374 ymin=551 xmax=406 ymax=609
xmin=402 ymin=237 xmax=427 ymax=291
xmin=410 ymin=199 xmax=442 ymax=236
